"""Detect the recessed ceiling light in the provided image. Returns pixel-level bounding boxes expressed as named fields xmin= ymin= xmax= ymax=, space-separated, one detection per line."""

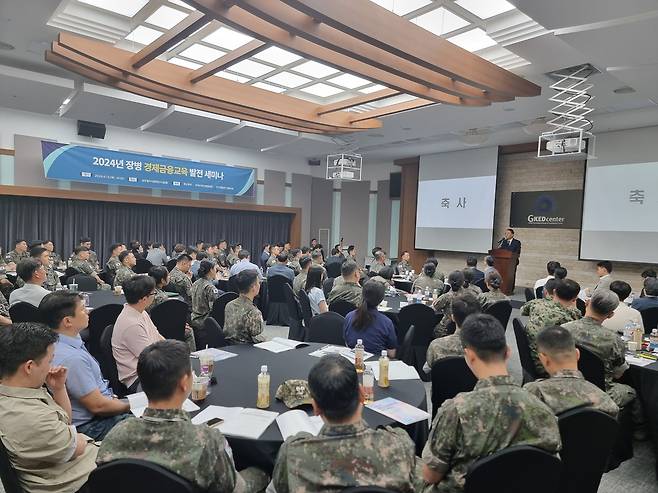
xmin=447 ymin=28 xmax=497 ymax=52
xmin=178 ymin=44 xmax=225 ymax=63
xmin=613 ymin=86 xmax=636 ymax=94
xmin=411 ymin=7 xmax=469 ymax=36
xmin=145 ymin=6 xmax=188 ymax=29
xmin=79 ymin=0 xmax=149 ymax=17
xmin=203 ymin=27 xmax=253 ymax=50
xmin=503 ymin=107 xmax=515 ymax=111
xmin=455 ymin=0 xmax=515 ymax=19
xmin=328 ymin=73 xmax=371 ymax=89
xmin=214 ymin=71 xmax=250 ymax=83
xmin=252 ymin=82 xmax=286 ymax=93
xmin=168 ymin=57 xmax=201 ymax=69
xmin=228 ymin=59 xmax=275 ymax=78
xmin=369 ymin=0 xmax=432 ymax=16
xmin=125 ymin=26 xmax=163 ymax=45
xmin=266 ymin=72 xmax=311 ymax=88
xmin=300 ymin=83 xmax=344 ymax=98
xmin=169 ymin=0 xmax=194 ymax=9
xmin=292 ymin=60 xmax=339 ymax=78
xmin=253 ymin=46 xmax=301 ymax=66
xmin=359 ymin=84 xmax=387 ymax=94
xmin=0 ymin=41 xmax=15 ymax=51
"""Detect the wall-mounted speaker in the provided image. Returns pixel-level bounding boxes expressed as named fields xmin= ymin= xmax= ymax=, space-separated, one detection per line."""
xmin=389 ymin=172 xmax=401 ymax=199
xmin=307 ymin=158 xmax=321 ymax=166
xmin=77 ymin=120 xmax=106 ymax=139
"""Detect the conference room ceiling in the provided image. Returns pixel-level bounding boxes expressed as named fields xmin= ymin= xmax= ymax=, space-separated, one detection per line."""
xmin=0 ymin=0 xmax=657 ymax=161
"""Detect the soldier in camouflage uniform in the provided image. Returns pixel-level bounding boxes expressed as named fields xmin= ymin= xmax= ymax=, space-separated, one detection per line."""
xmin=412 ymin=263 xmax=444 ymax=295
xmin=477 ymin=271 xmax=509 ymax=311
xmin=223 ymin=270 xmax=265 ymax=344
xmin=422 ymin=314 xmax=561 ymax=492
xmin=562 ymin=289 xmax=637 ymax=409
xmin=169 ymin=254 xmax=194 ymax=305
xmin=0 ymin=290 xmax=10 ymax=324
xmin=190 ymin=260 xmax=221 ymax=329
xmin=70 ymin=246 xmax=107 ymax=287
xmin=462 ymin=269 xmax=482 ymax=298
xmin=113 ymin=251 xmax=137 ymax=289
xmin=524 ymin=325 xmax=619 ymax=417
xmin=226 ymin=244 xmax=240 ymax=268
xmin=432 ymin=271 xmax=467 ymax=338
xmin=522 ymin=279 xmax=582 ymax=377
xmin=43 ymin=240 xmax=62 ymax=266
xmin=293 ymin=256 xmax=312 ymax=295
xmin=425 ymin=294 xmax=480 ymax=370
xmin=31 ymin=247 xmax=61 ymax=292
xmin=270 ymin=354 xmax=421 ymax=493
xmin=287 ymin=248 xmax=302 ymax=275
xmin=78 ymin=237 xmax=99 ymax=270
xmin=98 ymin=340 xmax=268 ymax=492
xmin=105 ymin=243 xmax=125 ymax=279
xmin=266 ymin=245 xmax=281 ymax=269
xmin=5 ymin=239 xmax=29 ymax=265
xmin=327 ymin=260 xmax=362 ymax=307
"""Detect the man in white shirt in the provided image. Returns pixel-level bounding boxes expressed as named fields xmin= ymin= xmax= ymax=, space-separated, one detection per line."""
xmin=9 ymin=258 xmax=51 ymax=307
xmin=145 ymin=242 xmax=168 ymax=266
xmin=533 ymin=260 xmax=561 ymax=294
xmin=229 ymin=249 xmax=264 ymax=278
xmin=603 ymin=280 xmax=644 ymax=333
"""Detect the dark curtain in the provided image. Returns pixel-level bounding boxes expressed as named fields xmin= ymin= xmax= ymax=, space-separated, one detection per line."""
xmin=0 ymin=195 xmax=292 ymax=265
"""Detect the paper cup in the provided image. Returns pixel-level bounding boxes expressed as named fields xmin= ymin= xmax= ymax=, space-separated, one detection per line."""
xmin=191 ymin=376 xmax=210 ymax=401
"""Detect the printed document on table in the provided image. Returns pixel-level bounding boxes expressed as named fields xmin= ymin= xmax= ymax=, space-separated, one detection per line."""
xmin=191 ymin=406 xmax=245 ymax=425
xmin=190 ymin=348 xmax=238 ymax=362
xmin=366 ymin=397 xmax=429 ymax=425
xmin=626 ymin=355 xmax=655 ymax=367
xmin=128 ymin=392 xmax=199 ymax=417
xmin=255 ymin=337 xmax=309 ymax=353
xmin=365 ymin=360 xmax=420 ymax=380
xmin=217 ymin=408 xmax=279 ymax=439
xmin=309 ymin=345 xmax=373 ymax=362
xmin=276 ymin=410 xmax=324 ymax=440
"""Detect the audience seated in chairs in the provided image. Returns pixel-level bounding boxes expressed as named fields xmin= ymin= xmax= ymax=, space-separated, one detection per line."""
xmin=533 ymin=261 xmax=561 ymax=297
xmin=304 ymin=265 xmax=328 ymax=316
xmin=223 ymin=270 xmax=266 ymax=344
xmin=113 ymin=250 xmax=137 ymax=289
xmin=603 ymin=280 xmax=645 ymax=333
xmin=0 ymin=323 xmax=98 ymax=493
xmin=432 ymin=271 xmax=466 ymax=338
xmin=631 ymin=277 xmax=658 ymax=312
xmin=269 ymin=354 xmax=419 ymax=492
xmin=412 ymin=262 xmax=444 ymax=294
xmin=97 ymin=340 xmax=269 ymax=492
xmin=343 ymin=280 xmax=397 ymax=357
xmin=266 ymin=252 xmax=294 ymax=283
xmin=421 ymin=314 xmax=561 ymax=491
xmin=464 ymin=255 xmax=484 ymax=284
xmin=167 ymin=253 xmax=194 ymax=305
xmin=477 ymin=271 xmax=509 ymax=311
xmin=190 ymin=260 xmax=222 ymax=330
xmin=293 ymin=256 xmax=312 ymax=295
xmin=328 ymin=260 xmax=362 ymax=307
xmin=112 ymin=275 xmax=164 ymax=394
xmin=8 ymin=258 xmax=50 ymax=308
xmin=42 ymin=291 xmax=131 ymax=441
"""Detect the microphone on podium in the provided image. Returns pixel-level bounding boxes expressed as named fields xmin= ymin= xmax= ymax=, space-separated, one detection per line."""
xmin=497 ymin=238 xmax=505 ymax=247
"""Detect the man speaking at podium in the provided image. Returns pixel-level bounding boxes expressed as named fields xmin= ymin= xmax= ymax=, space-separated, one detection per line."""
xmin=498 ymin=228 xmax=522 ymax=255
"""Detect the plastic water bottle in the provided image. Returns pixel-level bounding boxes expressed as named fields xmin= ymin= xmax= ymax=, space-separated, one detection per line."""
xmin=378 ymin=350 xmax=389 ymax=388
xmin=362 ymin=366 xmax=374 ymax=404
xmin=424 ymin=286 xmax=430 ymax=300
xmin=256 ymin=365 xmax=270 ymax=409
xmin=650 ymin=329 xmax=658 ymax=351
xmin=354 ymin=339 xmax=365 ymax=373
xmin=623 ymin=321 xmax=635 ymax=341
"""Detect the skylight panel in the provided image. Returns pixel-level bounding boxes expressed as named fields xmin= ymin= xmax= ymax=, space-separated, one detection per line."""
xmin=214 ymin=71 xmax=250 ymax=83
xmin=79 ymin=0 xmax=148 ymax=17
xmin=203 ymin=27 xmax=253 ymax=50
xmin=145 ymin=6 xmax=188 ymax=29
xmin=300 ymin=83 xmax=344 ymax=98
xmin=178 ymin=44 xmax=225 ymax=63
xmin=253 ymin=46 xmax=301 ymax=66
xmin=266 ymin=72 xmax=311 ymax=88
xmin=447 ymin=28 xmax=497 ymax=52
xmin=125 ymin=26 xmax=163 ymax=45
xmin=411 ymin=7 xmax=469 ymax=36
xmin=369 ymin=0 xmax=433 ymax=16
xmin=169 ymin=0 xmax=194 ymax=9
xmin=228 ymin=59 xmax=275 ymax=78
xmin=454 ymin=0 xmax=515 ymax=19
xmin=327 ymin=73 xmax=371 ymax=89
xmin=292 ymin=60 xmax=339 ymax=78
xmin=168 ymin=57 xmax=201 ymax=69
xmin=252 ymin=82 xmax=287 ymax=93
xmin=359 ymin=84 xmax=387 ymax=94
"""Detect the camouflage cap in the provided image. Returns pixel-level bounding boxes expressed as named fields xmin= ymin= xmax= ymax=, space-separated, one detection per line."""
xmin=275 ymin=379 xmax=313 ymax=408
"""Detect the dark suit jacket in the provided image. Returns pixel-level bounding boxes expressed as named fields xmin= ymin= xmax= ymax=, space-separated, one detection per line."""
xmin=467 ymin=267 xmax=485 ymax=283
xmin=631 ymin=296 xmax=658 ymax=312
xmin=499 ymin=238 xmax=521 ymax=255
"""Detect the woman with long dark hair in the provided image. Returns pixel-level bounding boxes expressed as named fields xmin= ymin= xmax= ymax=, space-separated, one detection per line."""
xmin=432 ymin=270 xmax=465 ymax=337
xmin=305 ymin=265 xmax=328 ymax=316
xmin=343 ymin=280 xmax=397 ymax=357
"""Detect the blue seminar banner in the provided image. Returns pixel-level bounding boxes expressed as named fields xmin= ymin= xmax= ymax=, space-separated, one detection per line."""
xmin=41 ymin=141 xmax=256 ymax=196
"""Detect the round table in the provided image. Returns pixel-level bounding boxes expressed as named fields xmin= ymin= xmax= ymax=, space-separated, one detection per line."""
xmin=392 ymin=277 xmax=414 ymax=293
xmin=86 ymin=289 xmax=126 ymax=309
xmin=191 ymin=342 xmax=428 ymax=472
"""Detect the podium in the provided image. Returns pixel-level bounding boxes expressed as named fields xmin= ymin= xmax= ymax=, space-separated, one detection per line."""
xmin=489 ymin=248 xmax=519 ymax=295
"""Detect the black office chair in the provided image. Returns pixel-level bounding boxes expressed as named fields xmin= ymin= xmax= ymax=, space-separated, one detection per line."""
xmin=512 ymin=318 xmax=537 ymax=384
xmin=430 ymin=356 xmax=477 ymax=418
xmin=69 ymin=274 xmax=97 ymax=291
xmin=298 ymin=289 xmax=313 ymax=328
xmin=397 ymin=303 xmax=437 ymax=380
xmin=133 ymin=258 xmax=153 ymax=274
xmin=61 ymin=266 xmax=81 ymax=286
xmin=524 ymin=287 xmax=535 ymax=302
xmin=195 ymin=317 xmax=229 ymax=349
xmin=326 ymin=261 xmax=343 ymax=279
xmin=86 ymin=303 xmax=123 ymax=361
xmin=576 ymin=345 xmax=606 ymax=391
xmin=305 ymin=311 xmax=345 ymax=345
xmin=397 ymin=303 xmax=437 ymax=342
xmin=397 ymin=325 xmax=416 ymax=363
xmin=640 ymin=306 xmax=658 ymax=334
xmin=576 ymin=298 xmax=586 ymax=316
xmin=474 ymin=278 xmax=488 ymax=293
xmin=535 ymin=286 xmax=544 ymax=299
xmin=9 ymin=302 xmax=41 ymax=323
xmin=266 ymin=275 xmax=291 ymax=325
xmin=329 ymin=300 xmax=357 ymax=317
xmin=166 ymin=258 xmax=177 ymax=272
xmin=150 ymin=299 xmax=188 ymax=342
xmin=88 ymin=458 xmax=200 ymax=493
xmin=342 ymin=487 xmax=399 ymax=493
xmin=322 ymin=277 xmax=335 ymax=298
xmin=284 ymin=284 xmax=305 ymax=341
xmin=558 ymin=407 xmax=618 ymax=493
xmin=0 ymin=437 xmax=23 ymax=493
xmin=209 ymin=292 xmax=238 ymax=328
xmin=227 ymin=275 xmax=239 ymax=294
xmin=98 ymin=324 xmax=128 ymax=398
xmin=484 ymin=301 xmax=512 ymax=331
xmin=98 ymin=270 xmax=114 ymax=286
xmin=464 ymin=446 xmax=562 ymax=493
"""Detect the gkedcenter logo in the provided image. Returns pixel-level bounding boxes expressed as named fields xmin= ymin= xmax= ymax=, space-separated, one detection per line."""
xmin=527 ymin=215 xmax=565 ymax=224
